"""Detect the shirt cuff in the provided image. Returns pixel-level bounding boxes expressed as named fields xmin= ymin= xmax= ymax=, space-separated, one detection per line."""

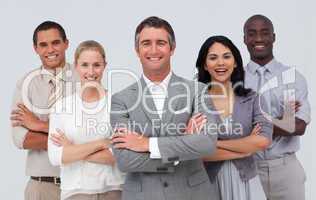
xmin=149 ymin=137 xmax=162 ymax=159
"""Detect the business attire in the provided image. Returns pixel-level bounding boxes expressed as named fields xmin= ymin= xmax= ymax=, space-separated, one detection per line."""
xmin=245 ymin=59 xmax=311 ymax=200
xmin=204 ymin=92 xmax=272 ymax=200
xmin=11 ymin=64 xmax=77 ymax=200
xmin=110 ymin=72 xmax=218 ymax=200
xmin=48 ymin=93 xmax=125 ymax=200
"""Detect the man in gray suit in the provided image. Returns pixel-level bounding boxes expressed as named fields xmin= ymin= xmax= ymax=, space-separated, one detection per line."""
xmin=110 ymin=16 xmax=218 ymax=200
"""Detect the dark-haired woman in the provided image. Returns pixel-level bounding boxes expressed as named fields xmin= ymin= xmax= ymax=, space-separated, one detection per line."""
xmin=195 ymin=36 xmax=271 ymax=200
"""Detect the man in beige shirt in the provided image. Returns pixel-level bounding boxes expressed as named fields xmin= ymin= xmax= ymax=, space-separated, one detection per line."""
xmin=10 ymin=21 xmax=77 ymax=200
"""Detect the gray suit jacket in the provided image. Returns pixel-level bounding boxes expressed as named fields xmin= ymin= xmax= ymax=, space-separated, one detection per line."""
xmin=204 ymin=91 xmax=273 ymax=182
xmin=110 ymin=73 xmax=218 ymax=200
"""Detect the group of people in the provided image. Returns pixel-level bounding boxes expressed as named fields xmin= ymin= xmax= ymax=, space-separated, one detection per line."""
xmin=10 ymin=14 xmax=310 ymax=200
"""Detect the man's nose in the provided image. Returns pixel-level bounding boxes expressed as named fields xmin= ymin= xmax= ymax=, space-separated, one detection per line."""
xmin=255 ymin=33 xmax=264 ymax=42
xmin=149 ymin=44 xmax=158 ymax=54
xmin=47 ymin=44 xmax=54 ymax=53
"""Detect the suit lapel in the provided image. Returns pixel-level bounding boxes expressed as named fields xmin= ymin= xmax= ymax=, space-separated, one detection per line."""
xmin=139 ymin=77 xmax=161 ymax=130
xmin=161 ymin=74 xmax=184 ymax=125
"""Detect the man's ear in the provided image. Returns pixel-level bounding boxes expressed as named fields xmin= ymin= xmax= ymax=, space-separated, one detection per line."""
xmin=170 ymin=44 xmax=176 ymax=56
xmin=135 ymin=46 xmax=140 ymax=57
xmin=33 ymin=44 xmax=39 ymax=54
xmin=64 ymin=39 xmax=69 ymax=49
xmin=272 ymin=33 xmax=276 ymax=43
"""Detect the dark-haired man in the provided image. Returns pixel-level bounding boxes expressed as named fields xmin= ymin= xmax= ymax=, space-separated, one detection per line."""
xmin=244 ymin=14 xmax=311 ymax=200
xmin=110 ymin=16 xmax=218 ymax=200
xmin=10 ymin=21 xmax=77 ymax=200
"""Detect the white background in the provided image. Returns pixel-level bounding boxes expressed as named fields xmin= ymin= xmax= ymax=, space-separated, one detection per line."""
xmin=0 ymin=0 xmax=315 ymax=199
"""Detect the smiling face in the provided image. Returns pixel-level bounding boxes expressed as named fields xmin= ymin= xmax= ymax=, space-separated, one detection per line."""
xmin=204 ymin=42 xmax=236 ymax=84
xmin=34 ymin=28 xmax=68 ymax=69
xmin=75 ymin=49 xmax=106 ymax=84
xmin=244 ymin=17 xmax=275 ymax=65
xmin=135 ymin=27 xmax=174 ymax=76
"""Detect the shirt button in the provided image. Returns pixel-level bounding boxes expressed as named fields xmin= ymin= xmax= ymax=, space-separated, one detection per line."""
xmin=163 ymin=182 xmax=168 ymax=187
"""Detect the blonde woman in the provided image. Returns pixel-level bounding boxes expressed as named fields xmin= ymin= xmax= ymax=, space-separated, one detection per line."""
xmin=48 ymin=40 xmax=124 ymax=200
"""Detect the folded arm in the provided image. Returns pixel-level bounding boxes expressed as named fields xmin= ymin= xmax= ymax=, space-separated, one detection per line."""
xmin=273 ymin=73 xmax=310 ymax=137
xmin=11 ymin=82 xmax=49 ymax=150
xmin=85 ymin=149 xmax=116 ymax=165
xmin=110 ymin=94 xmax=175 ymax=173
xmin=216 ymin=134 xmax=269 ymax=154
xmin=23 ymin=131 xmax=48 ymax=150
xmin=203 ymin=147 xmax=250 ymax=161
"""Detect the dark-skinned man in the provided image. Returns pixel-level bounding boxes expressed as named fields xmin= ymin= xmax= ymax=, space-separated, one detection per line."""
xmin=243 ymin=14 xmax=311 ymax=200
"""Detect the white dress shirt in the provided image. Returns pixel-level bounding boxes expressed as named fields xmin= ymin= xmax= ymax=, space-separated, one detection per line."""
xmin=48 ymin=92 xmax=125 ymax=200
xmin=143 ymin=71 xmax=172 ymax=159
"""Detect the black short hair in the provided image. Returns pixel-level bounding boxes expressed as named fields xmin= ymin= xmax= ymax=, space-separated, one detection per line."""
xmin=195 ymin=35 xmax=251 ymax=96
xmin=243 ymin=14 xmax=274 ymax=34
xmin=135 ymin=16 xmax=175 ymax=49
xmin=33 ymin=21 xmax=67 ymax=46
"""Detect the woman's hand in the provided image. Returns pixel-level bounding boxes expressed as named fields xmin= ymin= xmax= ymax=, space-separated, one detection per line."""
xmin=50 ymin=129 xmax=73 ymax=147
xmin=250 ymin=124 xmax=261 ymax=136
xmin=185 ymin=113 xmax=207 ymax=134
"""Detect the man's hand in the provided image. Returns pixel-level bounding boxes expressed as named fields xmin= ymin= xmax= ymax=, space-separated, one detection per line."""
xmin=111 ymin=128 xmax=149 ymax=152
xmin=10 ymin=103 xmax=48 ymax=132
xmin=289 ymin=101 xmax=301 ymax=113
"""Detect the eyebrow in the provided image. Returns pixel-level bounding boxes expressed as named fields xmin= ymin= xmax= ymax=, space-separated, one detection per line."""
xmin=38 ymin=42 xmax=47 ymax=46
xmin=247 ymin=28 xmax=271 ymax=32
xmin=140 ymin=39 xmax=151 ymax=44
xmin=140 ymin=39 xmax=168 ymax=44
xmin=207 ymin=52 xmax=232 ymax=56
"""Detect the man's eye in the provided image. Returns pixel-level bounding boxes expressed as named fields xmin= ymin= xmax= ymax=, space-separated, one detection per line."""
xmin=158 ymin=41 xmax=166 ymax=46
xmin=247 ymin=32 xmax=255 ymax=37
xmin=39 ymin=43 xmax=47 ymax=47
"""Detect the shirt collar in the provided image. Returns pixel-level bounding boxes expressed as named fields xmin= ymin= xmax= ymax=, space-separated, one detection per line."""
xmin=247 ymin=58 xmax=279 ymax=75
xmin=142 ymin=70 xmax=173 ymax=88
xmin=40 ymin=63 xmax=71 ymax=83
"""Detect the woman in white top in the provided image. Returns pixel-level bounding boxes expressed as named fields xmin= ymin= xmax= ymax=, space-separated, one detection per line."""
xmin=48 ymin=40 xmax=124 ymax=200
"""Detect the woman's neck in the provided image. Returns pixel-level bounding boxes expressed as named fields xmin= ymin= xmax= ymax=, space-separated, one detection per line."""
xmin=80 ymin=86 xmax=106 ymax=102
xmin=210 ymin=81 xmax=233 ymax=95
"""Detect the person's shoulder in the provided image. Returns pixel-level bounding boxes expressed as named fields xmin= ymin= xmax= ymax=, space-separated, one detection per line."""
xmin=15 ymin=66 xmax=42 ymax=88
xmin=111 ymin=80 xmax=140 ymax=99
xmin=276 ymin=61 xmax=307 ymax=84
xmin=171 ymin=73 xmax=206 ymax=90
xmin=237 ymin=90 xmax=257 ymax=104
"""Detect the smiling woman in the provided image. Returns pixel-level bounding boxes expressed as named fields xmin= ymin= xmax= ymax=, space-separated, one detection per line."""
xmin=195 ymin=35 xmax=272 ymax=200
xmin=47 ymin=40 xmax=125 ymax=200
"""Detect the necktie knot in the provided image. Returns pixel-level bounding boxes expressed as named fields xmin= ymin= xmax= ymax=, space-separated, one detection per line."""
xmin=256 ymin=67 xmax=267 ymax=76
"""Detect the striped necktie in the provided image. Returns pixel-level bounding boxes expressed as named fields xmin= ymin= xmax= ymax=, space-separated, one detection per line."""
xmin=256 ymin=67 xmax=272 ymax=115
xmin=47 ymin=78 xmax=64 ymax=108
